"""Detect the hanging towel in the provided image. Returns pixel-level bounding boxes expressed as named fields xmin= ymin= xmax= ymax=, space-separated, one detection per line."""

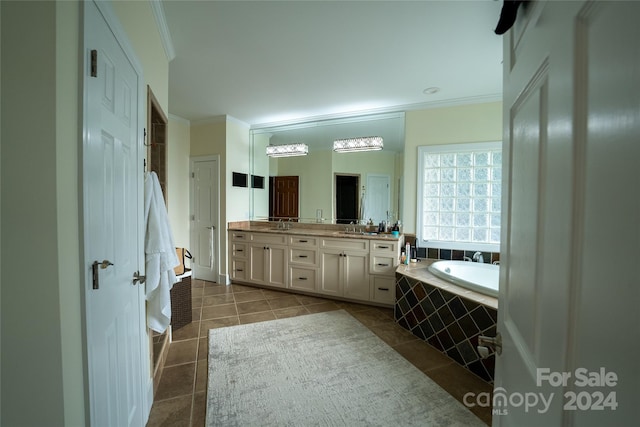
xmin=144 ymin=172 xmax=179 ymax=333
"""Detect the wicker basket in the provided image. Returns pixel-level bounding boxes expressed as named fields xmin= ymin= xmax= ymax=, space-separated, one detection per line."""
xmin=170 ymin=270 xmax=192 ymax=331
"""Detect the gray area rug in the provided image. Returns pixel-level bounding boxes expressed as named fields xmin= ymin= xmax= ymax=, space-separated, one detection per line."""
xmin=207 ymin=310 xmax=484 ymax=426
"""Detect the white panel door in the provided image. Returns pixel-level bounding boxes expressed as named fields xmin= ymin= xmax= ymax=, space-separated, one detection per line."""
xmin=83 ymin=2 xmax=146 ymax=426
xmin=495 ymin=2 xmax=639 ymax=426
xmin=365 ymin=174 xmax=390 ymax=224
xmin=190 ymin=157 xmax=219 ymax=281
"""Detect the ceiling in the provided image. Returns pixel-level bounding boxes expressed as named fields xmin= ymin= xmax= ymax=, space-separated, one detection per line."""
xmin=162 ymin=0 xmax=504 ymax=130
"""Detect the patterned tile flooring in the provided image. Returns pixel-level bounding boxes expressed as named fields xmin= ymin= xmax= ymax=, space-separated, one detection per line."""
xmin=146 ymin=280 xmax=493 ymax=426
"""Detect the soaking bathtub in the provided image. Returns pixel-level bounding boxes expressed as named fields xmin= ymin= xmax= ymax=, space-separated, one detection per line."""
xmin=427 ymin=260 xmax=499 ymax=297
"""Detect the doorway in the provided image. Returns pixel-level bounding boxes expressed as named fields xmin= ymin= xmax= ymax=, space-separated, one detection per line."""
xmin=147 ymin=86 xmax=168 ymax=202
xmin=335 ymin=174 xmax=360 ymax=224
xmin=190 ymin=156 xmax=220 ymax=282
xmin=269 ymin=176 xmax=299 ymax=220
xmin=364 ymin=174 xmax=390 ymax=224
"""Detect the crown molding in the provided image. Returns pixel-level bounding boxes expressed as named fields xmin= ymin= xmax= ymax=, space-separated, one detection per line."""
xmin=150 ymin=0 xmax=176 ymax=61
xmin=190 ymin=114 xmax=250 ymax=128
xmin=168 ymin=114 xmax=190 ymax=125
xmin=250 ymin=94 xmax=502 ymax=131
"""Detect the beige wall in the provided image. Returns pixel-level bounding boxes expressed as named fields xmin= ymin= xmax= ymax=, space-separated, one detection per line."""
xmin=112 ymin=0 xmax=169 ymax=113
xmin=252 ymin=133 xmax=271 ymax=219
xmin=190 ymin=119 xmax=228 ymax=281
xmin=402 ymin=101 xmax=503 ymax=234
xmin=1 ymin=1 xmax=171 ymax=424
xmin=1 ymin=1 xmax=78 ymax=425
xmin=168 ymin=115 xmax=191 ymax=247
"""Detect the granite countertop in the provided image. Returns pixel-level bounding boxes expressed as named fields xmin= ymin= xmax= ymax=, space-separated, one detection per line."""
xmin=228 ymin=224 xmax=403 ymax=241
xmin=396 ymin=260 xmax=498 ymax=309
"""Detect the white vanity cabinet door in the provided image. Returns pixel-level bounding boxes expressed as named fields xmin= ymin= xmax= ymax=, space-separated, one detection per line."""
xmin=342 ymin=251 xmax=370 ymax=301
xmin=319 ymin=249 xmax=343 ymax=296
xmin=248 ymin=241 xmax=287 ymax=289
xmin=319 ymin=248 xmax=369 ymax=301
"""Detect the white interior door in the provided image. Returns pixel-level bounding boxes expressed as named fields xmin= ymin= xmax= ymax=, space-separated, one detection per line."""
xmin=495 ymin=2 xmax=639 ymax=425
xmin=365 ymin=174 xmax=390 ymax=224
xmin=83 ymin=2 xmax=148 ymax=426
xmin=190 ymin=156 xmax=219 ymax=282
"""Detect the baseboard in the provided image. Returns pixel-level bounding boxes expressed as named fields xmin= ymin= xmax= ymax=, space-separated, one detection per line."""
xmin=219 ymin=273 xmax=231 ymax=285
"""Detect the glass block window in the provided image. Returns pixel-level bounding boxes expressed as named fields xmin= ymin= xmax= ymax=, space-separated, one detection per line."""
xmin=417 ymin=142 xmax=502 ymax=250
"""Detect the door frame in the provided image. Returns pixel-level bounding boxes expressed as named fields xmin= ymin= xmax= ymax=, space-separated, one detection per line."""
xmin=81 ymin=0 xmax=151 ymax=423
xmin=334 ymin=173 xmax=361 ymax=224
xmin=189 ymin=155 xmax=221 ymax=283
xmin=364 ymin=173 xmax=391 ymax=224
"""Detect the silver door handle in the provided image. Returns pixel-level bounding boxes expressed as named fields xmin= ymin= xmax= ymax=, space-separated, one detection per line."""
xmin=132 ymin=271 xmax=146 ymax=286
xmin=206 ymin=226 xmax=216 ymax=230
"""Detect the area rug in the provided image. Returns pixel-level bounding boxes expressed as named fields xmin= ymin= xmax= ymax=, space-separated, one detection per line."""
xmin=207 ymin=310 xmax=484 ymax=426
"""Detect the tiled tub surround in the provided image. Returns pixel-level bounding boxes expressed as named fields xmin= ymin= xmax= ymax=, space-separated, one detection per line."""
xmin=426 ymin=247 xmax=500 ymax=264
xmin=395 ymin=262 xmax=497 ymax=383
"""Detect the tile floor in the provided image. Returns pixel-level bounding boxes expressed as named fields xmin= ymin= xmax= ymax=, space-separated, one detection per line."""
xmin=146 ymin=280 xmax=493 ymax=426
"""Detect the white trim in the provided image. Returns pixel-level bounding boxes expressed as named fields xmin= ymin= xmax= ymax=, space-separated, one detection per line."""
xmin=168 ymin=113 xmax=190 ymax=125
xmin=150 ymin=0 xmax=176 ymax=61
xmin=252 ymin=111 xmax=405 ymax=133
xmin=82 ymin=1 xmax=152 ymax=422
xmin=192 ymin=114 xmax=250 ymax=128
xmin=189 ymin=155 xmax=221 ymax=282
xmin=250 ymin=95 xmax=499 ymax=130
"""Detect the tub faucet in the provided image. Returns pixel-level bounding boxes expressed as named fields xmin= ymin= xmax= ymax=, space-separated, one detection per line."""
xmin=473 ymin=251 xmax=484 ymax=263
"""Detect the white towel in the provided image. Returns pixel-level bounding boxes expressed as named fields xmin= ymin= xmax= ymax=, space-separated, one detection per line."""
xmin=144 ymin=172 xmax=179 ymax=333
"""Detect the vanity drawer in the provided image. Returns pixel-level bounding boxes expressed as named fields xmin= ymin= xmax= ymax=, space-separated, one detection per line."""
xmin=321 ymin=238 xmax=369 ymax=252
xmin=289 ymin=248 xmax=318 ymax=266
xmin=370 ymin=255 xmax=397 ymax=275
xmin=250 ymin=233 xmax=287 ymax=245
xmin=370 ymin=240 xmax=399 ymax=254
xmin=371 ymin=276 xmax=395 ymax=305
xmin=289 ymin=267 xmax=317 ymax=291
xmin=232 ymin=242 xmax=248 ymax=258
xmin=230 ymin=231 xmax=249 ymax=241
xmin=231 ymin=259 xmax=247 ymax=281
xmin=288 ymin=235 xmax=319 ymax=248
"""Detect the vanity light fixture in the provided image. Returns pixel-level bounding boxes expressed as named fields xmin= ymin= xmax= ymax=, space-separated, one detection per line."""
xmin=266 ymin=143 xmax=309 ymax=157
xmin=333 ymin=136 xmax=384 ymax=153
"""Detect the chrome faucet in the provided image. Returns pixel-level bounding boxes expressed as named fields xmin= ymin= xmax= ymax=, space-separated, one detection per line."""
xmin=472 ymin=251 xmax=484 ymax=263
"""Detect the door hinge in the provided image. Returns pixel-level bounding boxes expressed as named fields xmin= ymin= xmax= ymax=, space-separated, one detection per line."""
xmin=90 ymin=49 xmax=98 ymax=77
xmin=191 ymin=172 xmax=195 ymax=178
xmin=190 ymin=215 xmax=195 ymax=221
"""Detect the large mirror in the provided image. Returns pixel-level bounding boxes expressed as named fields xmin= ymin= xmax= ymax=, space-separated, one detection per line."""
xmin=250 ymin=112 xmax=405 ymax=225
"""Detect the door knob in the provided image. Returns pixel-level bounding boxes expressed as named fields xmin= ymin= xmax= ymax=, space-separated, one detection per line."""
xmin=478 ymin=333 xmax=502 ymax=357
xmin=132 ymin=271 xmax=146 ymax=285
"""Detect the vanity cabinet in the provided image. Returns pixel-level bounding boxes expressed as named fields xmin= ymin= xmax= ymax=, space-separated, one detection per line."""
xmin=247 ymin=233 xmax=287 ymax=288
xmin=229 ymin=231 xmax=249 ymax=281
xmin=229 ymin=229 xmax=399 ymax=306
xmin=319 ymin=238 xmax=369 ymax=300
xmin=287 ymin=235 xmax=319 ymax=292
xmin=369 ymin=239 xmax=402 ymax=305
